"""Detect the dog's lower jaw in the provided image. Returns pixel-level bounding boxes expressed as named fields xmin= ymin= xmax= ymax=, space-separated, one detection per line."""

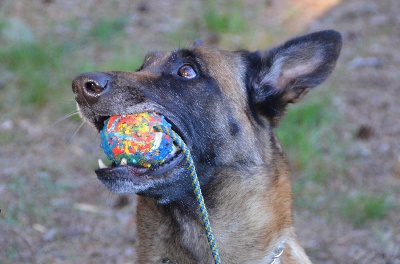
xmin=95 ymin=158 xmax=200 ymax=203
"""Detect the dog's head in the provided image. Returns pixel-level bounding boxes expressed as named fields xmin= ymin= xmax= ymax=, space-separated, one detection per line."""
xmin=72 ymin=30 xmax=342 ymax=204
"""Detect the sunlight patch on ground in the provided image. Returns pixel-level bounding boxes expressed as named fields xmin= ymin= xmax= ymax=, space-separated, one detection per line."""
xmin=265 ymin=0 xmax=341 ymax=32
xmin=282 ymin=0 xmax=341 ymax=31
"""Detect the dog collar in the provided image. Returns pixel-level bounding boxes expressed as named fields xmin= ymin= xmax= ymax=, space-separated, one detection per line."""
xmin=264 ymin=240 xmax=285 ymax=264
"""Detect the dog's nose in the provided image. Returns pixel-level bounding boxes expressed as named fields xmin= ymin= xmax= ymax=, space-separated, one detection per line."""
xmin=72 ymin=72 xmax=110 ymax=100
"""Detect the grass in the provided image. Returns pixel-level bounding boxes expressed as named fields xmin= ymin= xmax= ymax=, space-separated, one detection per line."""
xmin=276 ymin=88 xmax=348 ymax=216
xmin=0 ymin=41 xmax=64 ymax=109
xmin=2 ymin=171 xmax=60 ymax=226
xmin=277 ymin=93 xmax=335 ymax=183
xmin=101 ymin=46 xmax=144 ymax=72
xmin=1 ymin=5 xmax=399 ymax=264
xmin=0 ymin=15 xmax=145 ymax=118
xmin=0 ymin=14 xmax=135 ymax=241
xmin=166 ymin=0 xmax=249 ymax=47
xmin=4 ymin=175 xmax=34 ymax=225
xmin=276 ymin=86 xmax=392 ymax=226
xmin=90 ymin=18 xmax=127 ymax=45
xmin=340 ymin=193 xmax=392 ymax=226
xmin=0 ymin=128 xmax=11 ymax=144
xmin=0 ymin=14 xmax=145 ymax=236
xmin=0 ymin=9 xmax=364 ymax=222
xmin=1 ymin=5 xmax=396 ymax=263
xmin=202 ymin=0 xmax=247 ymax=34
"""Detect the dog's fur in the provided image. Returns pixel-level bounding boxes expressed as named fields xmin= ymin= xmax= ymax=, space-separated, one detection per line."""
xmin=73 ymin=30 xmax=342 ymax=263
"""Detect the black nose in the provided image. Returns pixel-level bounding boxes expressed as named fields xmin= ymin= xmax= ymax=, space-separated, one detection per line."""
xmin=72 ymin=72 xmax=110 ymax=100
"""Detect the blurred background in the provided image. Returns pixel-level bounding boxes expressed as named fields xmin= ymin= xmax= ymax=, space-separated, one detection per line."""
xmin=0 ymin=0 xmax=399 ymax=263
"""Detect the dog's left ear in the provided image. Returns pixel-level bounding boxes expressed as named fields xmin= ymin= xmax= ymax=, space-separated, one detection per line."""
xmin=247 ymin=30 xmax=342 ymax=124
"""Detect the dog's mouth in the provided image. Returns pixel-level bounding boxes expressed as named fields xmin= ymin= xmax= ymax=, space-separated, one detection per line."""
xmin=92 ymin=112 xmax=186 ymax=192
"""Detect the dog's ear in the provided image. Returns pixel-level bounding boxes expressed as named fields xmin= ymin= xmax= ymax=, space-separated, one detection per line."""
xmin=247 ymin=30 xmax=342 ymax=125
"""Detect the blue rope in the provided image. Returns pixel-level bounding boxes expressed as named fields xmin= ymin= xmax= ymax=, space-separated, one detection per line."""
xmin=154 ymin=125 xmax=222 ymax=264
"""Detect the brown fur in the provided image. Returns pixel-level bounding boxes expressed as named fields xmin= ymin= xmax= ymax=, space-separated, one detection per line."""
xmin=72 ymin=30 xmax=342 ymax=263
xmin=135 ymin=139 xmax=307 ymax=263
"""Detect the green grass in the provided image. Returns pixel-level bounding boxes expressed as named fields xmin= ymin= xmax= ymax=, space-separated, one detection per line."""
xmin=3 ymin=173 xmax=59 ymax=225
xmin=277 ymin=94 xmax=334 ymax=181
xmin=0 ymin=19 xmax=6 ymax=31
xmin=4 ymin=175 xmax=35 ymax=225
xmin=0 ymin=42 xmax=64 ymax=108
xmin=101 ymin=46 xmax=144 ymax=72
xmin=90 ymin=18 xmax=127 ymax=44
xmin=0 ymin=15 xmax=144 ymax=117
xmin=202 ymin=0 xmax=247 ymax=34
xmin=340 ymin=193 xmax=392 ymax=226
xmin=277 ymin=94 xmax=392 ymax=226
xmin=276 ymin=89 xmax=346 ymax=214
xmin=0 ymin=130 xmax=11 ymax=145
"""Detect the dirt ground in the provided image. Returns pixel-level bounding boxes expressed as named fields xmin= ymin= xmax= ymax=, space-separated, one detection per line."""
xmin=0 ymin=0 xmax=399 ymax=263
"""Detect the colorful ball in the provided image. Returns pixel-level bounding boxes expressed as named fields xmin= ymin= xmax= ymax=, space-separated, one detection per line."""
xmin=100 ymin=112 xmax=174 ymax=168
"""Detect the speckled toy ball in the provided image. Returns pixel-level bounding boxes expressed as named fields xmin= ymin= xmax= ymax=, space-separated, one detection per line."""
xmin=100 ymin=112 xmax=174 ymax=168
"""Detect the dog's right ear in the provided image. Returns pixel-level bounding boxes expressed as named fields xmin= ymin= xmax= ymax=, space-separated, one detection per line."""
xmin=246 ymin=30 xmax=342 ymax=125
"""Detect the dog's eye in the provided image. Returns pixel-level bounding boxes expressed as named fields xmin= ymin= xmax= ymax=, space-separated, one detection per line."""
xmin=177 ymin=64 xmax=197 ymax=79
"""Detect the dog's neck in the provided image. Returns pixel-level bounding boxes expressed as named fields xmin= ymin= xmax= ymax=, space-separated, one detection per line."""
xmin=136 ymin=165 xmax=297 ymax=263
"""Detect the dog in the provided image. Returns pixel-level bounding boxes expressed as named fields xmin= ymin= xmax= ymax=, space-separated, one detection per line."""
xmin=72 ymin=30 xmax=342 ymax=263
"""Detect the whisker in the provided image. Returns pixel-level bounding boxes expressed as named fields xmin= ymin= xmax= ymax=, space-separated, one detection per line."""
xmin=66 ymin=121 xmax=85 ymax=144
xmin=51 ymin=110 xmax=80 ymax=127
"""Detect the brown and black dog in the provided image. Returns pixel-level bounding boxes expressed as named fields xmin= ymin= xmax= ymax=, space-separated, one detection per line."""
xmin=72 ymin=30 xmax=342 ymax=263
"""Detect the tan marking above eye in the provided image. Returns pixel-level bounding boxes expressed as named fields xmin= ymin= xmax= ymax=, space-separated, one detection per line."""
xmin=177 ymin=64 xmax=197 ymax=79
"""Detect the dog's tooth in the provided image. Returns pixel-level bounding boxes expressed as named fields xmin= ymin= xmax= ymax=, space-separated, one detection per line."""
xmin=98 ymin=159 xmax=107 ymax=169
xmin=171 ymin=144 xmax=180 ymax=155
xmin=120 ymin=158 xmax=128 ymax=166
